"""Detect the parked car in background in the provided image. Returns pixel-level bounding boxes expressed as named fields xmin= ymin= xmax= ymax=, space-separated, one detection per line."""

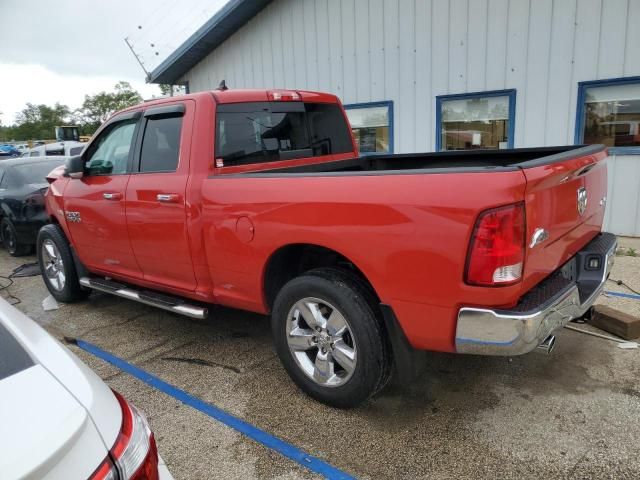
xmin=0 ymin=157 xmax=64 ymax=256
xmin=0 ymin=297 xmax=171 ymax=480
xmin=27 ymin=141 xmax=86 ymax=158
xmin=15 ymin=143 xmax=30 ymax=155
xmin=0 ymin=144 xmax=21 ymax=158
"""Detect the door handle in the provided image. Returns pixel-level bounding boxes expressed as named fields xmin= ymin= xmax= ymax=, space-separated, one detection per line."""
xmin=157 ymin=193 xmax=180 ymax=203
xmin=103 ymin=192 xmax=122 ymax=200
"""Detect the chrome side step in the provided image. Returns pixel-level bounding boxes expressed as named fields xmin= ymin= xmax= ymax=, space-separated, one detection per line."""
xmin=79 ymin=277 xmax=208 ymax=319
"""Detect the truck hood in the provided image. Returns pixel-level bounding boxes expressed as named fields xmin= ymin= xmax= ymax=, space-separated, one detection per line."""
xmin=0 ymin=299 xmax=121 ymax=469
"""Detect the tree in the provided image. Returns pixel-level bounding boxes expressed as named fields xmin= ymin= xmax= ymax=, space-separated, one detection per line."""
xmin=159 ymin=84 xmax=186 ymax=97
xmin=1 ymin=81 xmax=143 ymax=141
xmin=12 ymin=103 xmax=71 ymax=140
xmin=76 ymin=81 xmax=143 ymax=133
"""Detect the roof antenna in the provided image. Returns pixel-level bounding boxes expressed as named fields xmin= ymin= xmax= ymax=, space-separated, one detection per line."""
xmin=216 ymin=80 xmax=228 ymax=91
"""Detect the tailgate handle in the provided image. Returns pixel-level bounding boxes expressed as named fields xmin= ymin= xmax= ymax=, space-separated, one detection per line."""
xmin=103 ymin=192 xmax=122 ymax=201
xmin=157 ymin=193 xmax=180 ymax=203
xmin=576 ymin=163 xmax=596 ymax=177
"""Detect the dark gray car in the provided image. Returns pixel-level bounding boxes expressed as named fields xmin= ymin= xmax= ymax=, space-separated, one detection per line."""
xmin=0 ymin=157 xmax=64 ymax=256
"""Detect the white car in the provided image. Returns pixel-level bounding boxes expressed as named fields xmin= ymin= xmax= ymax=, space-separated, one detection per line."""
xmin=27 ymin=141 xmax=86 ymax=158
xmin=0 ymin=297 xmax=173 ymax=479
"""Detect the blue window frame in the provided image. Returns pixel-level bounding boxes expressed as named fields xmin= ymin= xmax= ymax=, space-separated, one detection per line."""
xmin=435 ymin=89 xmax=516 ymax=151
xmin=575 ymin=76 xmax=640 ymax=155
xmin=344 ymin=101 xmax=394 ymax=155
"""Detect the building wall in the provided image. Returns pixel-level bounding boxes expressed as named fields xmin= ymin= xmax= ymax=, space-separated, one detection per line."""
xmin=182 ymin=0 xmax=640 ymax=236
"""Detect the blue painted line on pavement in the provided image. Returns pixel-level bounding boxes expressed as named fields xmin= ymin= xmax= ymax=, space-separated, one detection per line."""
xmin=604 ymin=290 xmax=640 ymax=301
xmin=75 ymin=339 xmax=356 ymax=480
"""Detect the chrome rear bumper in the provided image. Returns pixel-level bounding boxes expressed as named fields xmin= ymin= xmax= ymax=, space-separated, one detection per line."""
xmin=455 ymin=233 xmax=616 ymax=356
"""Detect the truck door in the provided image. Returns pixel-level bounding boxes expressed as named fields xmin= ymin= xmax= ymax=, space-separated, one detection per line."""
xmin=125 ymin=101 xmax=197 ymax=292
xmin=62 ymin=113 xmax=142 ymax=279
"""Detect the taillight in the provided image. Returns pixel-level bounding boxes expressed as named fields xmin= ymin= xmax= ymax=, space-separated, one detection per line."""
xmin=267 ymin=90 xmax=301 ymax=101
xmin=90 ymin=391 xmax=159 ymax=480
xmin=465 ymin=202 xmax=526 ymax=286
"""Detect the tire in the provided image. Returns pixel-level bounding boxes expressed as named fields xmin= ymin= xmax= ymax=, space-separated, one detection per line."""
xmin=271 ymin=267 xmax=391 ymax=408
xmin=37 ymin=224 xmax=90 ymax=303
xmin=1 ymin=218 xmax=32 ymax=256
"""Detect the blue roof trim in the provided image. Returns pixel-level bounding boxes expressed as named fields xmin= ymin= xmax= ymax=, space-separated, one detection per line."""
xmin=148 ymin=0 xmax=273 ymax=85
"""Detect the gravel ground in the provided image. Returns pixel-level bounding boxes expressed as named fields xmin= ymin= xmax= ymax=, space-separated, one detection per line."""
xmin=1 ymin=246 xmax=639 ymax=480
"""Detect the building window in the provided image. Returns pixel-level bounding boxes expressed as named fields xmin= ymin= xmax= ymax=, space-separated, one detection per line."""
xmin=436 ymin=90 xmax=516 ymax=151
xmin=344 ymin=101 xmax=393 ymax=154
xmin=575 ymin=77 xmax=640 ymax=154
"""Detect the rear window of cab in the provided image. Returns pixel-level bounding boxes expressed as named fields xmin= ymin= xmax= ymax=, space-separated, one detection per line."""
xmin=215 ymin=102 xmax=353 ymax=167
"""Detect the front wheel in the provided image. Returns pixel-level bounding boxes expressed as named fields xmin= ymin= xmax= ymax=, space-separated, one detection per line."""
xmin=271 ymin=268 xmax=391 ymax=408
xmin=37 ymin=224 xmax=90 ymax=303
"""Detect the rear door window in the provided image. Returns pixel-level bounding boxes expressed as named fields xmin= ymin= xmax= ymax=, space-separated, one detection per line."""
xmin=138 ymin=115 xmax=183 ymax=173
xmin=215 ymin=102 xmax=353 ymax=166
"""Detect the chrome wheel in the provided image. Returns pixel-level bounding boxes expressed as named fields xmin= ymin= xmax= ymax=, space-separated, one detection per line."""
xmin=286 ymin=297 xmax=357 ymax=387
xmin=42 ymin=239 xmax=65 ymax=291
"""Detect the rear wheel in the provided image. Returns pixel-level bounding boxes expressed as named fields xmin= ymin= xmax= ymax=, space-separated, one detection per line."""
xmin=37 ymin=224 xmax=89 ymax=303
xmin=1 ymin=218 xmax=32 ymax=256
xmin=271 ymin=268 xmax=391 ymax=408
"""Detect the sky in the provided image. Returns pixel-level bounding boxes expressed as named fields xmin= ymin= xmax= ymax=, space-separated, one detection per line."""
xmin=0 ymin=0 xmax=227 ymax=124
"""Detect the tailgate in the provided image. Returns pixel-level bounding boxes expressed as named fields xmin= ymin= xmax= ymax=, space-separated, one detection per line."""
xmin=521 ymin=146 xmax=608 ymax=292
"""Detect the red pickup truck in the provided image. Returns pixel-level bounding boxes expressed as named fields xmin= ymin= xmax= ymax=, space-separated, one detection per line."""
xmin=39 ymin=88 xmax=616 ymax=407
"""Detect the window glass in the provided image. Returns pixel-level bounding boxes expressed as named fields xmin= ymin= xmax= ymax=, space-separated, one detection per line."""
xmin=139 ymin=115 xmax=183 ymax=173
xmin=84 ymin=119 xmax=137 ymax=175
xmin=305 ymin=103 xmax=354 ymax=155
xmin=581 ymin=83 xmax=640 ymax=148
xmin=29 ymin=151 xmax=40 ymax=157
xmin=0 ymin=170 xmax=18 ymax=189
xmin=345 ymin=105 xmax=391 ymax=153
xmin=45 ymin=144 xmax=65 ymax=156
xmin=13 ymin=160 xmax=62 ymax=184
xmin=439 ymin=94 xmax=512 ymax=150
xmin=215 ymin=102 xmax=352 ymax=166
xmin=69 ymin=146 xmax=85 ymax=156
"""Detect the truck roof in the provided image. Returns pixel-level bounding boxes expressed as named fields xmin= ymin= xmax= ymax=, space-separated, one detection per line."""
xmin=133 ymin=89 xmax=341 ymax=112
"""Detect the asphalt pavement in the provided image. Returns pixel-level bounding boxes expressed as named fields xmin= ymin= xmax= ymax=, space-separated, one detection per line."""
xmin=1 ymin=250 xmax=639 ymax=479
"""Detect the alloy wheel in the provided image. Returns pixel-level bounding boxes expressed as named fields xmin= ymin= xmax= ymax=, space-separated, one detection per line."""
xmin=41 ymin=239 xmax=66 ymax=291
xmin=286 ymin=297 xmax=357 ymax=387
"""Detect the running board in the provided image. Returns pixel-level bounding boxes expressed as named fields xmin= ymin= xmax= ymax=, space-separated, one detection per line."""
xmin=79 ymin=277 xmax=208 ymax=320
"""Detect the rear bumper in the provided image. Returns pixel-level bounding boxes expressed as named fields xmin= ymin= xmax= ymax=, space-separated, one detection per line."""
xmin=455 ymin=232 xmax=617 ymax=355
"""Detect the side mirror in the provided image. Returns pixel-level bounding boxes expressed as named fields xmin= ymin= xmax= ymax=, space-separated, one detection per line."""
xmin=64 ymin=155 xmax=84 ymax=179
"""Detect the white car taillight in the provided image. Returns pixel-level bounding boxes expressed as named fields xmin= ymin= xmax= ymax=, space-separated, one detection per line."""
xmin=89 ymin=391 xmax=159 ymax=480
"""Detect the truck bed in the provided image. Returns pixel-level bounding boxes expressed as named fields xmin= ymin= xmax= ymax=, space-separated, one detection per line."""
xmin=249 ymin=145 xmax=604 ymax=176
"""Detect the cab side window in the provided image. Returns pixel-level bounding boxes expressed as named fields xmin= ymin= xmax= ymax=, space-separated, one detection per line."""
xmin=139 ymin=115 xmax=183 ymax=173
xmin=84 ymin=119 xmax=138 ymax=175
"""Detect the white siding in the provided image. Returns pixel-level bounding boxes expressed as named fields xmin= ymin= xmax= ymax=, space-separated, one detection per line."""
xmin=182 ymin=0 xmax=640 ymax=235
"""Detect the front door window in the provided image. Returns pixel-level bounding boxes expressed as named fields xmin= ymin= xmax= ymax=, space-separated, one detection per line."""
xmin=84 ymin=120 xmax=137 ymax=175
